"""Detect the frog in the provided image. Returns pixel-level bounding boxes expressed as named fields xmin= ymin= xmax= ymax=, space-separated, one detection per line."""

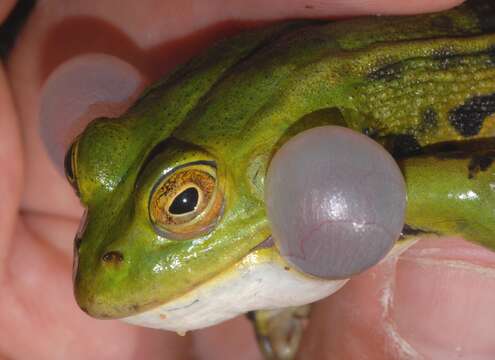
xmin=65 ymin=0 xmax=495 ymax=359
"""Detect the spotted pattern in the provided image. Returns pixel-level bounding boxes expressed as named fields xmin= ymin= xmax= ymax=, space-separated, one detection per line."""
xmin=357 ymin=53 xmax=495 ymax=146
xmin=400 ymin=224 xmax=432 ymax=239
xmin=385 ymin=134 xmax=422 ymax=158
xmin=468 ymin=152 xmax=495 ymax=178
xmin=448 ymin=93 xmax=495 ymax=137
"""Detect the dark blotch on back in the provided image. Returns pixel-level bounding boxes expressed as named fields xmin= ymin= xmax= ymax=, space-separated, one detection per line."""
xmin=469 ymin=0 xmax=495 ymax=32
xmin=400 ymin=224 xmax=433 ymax=240
xmin=384 ymin=134 xmax=423 ymax=158
xmin=448 ymin=93 xmax=495 ymax=137
xmin=468 ymin=151 xmax=495 ymax=178
xmin=102 ymin=251 xmax=124 ymax=264
xmin=368 ymin=62 xmax=403 ymax=82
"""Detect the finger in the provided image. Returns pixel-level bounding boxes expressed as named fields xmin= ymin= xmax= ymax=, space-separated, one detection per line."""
xmin=22 ymin=54 xmax=145 ymax=257
xmin=224 ymin=0 xmax=464 ymax=18
xmin=298 ymin=237 xmax=495 ymax=359
xmin=0 ymin=63 xmax=22 ymax=279
xmin=39 ymin=54 xmax=146 ymax=183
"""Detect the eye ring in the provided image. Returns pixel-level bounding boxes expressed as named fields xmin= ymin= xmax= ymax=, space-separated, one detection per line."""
xmin=149 ymin=161 xmax=223 ymax=240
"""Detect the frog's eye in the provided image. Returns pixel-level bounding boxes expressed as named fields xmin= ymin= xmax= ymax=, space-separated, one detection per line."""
xmin=64 ymin=142 xmax=79 ymax=195
xmin=149 ymin=162 xmax=223 ymax=239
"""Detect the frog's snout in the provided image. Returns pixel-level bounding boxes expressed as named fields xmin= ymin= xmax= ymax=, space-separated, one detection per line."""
xmin=72 ymin=213 xmax=164 ymax=320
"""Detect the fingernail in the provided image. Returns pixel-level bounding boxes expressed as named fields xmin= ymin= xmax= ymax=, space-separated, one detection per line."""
xmin=394 ymin=237 xmax=495 ymax=358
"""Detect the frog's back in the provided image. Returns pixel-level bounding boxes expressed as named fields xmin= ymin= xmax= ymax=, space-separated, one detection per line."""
xmin=167 ymin=0 xmax=495 ymax=159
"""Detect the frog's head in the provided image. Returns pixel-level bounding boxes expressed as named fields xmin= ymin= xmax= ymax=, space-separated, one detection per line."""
xmin=66 ymin=24 xmax=349 ymax=326
xmin=67 ymin=104 xmax=273 ymax=320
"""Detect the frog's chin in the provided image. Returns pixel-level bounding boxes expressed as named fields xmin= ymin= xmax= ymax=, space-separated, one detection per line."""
xmin=122 ymin=245 xmax=348 ymax=333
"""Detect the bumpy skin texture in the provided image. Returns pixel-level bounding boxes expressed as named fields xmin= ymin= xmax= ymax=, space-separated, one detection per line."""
xmin=71 ymin=0 xmax=495 ymax=320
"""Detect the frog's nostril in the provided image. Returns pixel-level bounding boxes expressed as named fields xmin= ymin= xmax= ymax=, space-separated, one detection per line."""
xmin=102 ymin=251 xmax=124 ymax=264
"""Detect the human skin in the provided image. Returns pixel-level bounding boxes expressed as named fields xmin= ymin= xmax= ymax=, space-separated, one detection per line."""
xmin=2 ymin=0 xmax=495 ymax=359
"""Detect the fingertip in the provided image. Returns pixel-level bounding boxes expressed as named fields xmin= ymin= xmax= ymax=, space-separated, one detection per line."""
xmin=395 ymin=238 xmax=495 ymax=358
xmin=298 ymin=237 xmax=495 ymax=359
xmin=39 ymin=54 xmax=147 ymax=175
xmin=303 ymin=0 xmax=465 ymax=16
xmin=228 ymin=0 xmax=464 ymax=20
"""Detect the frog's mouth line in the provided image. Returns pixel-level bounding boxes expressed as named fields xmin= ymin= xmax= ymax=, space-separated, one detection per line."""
xmin=122 ymin=238 xmax=348 ymax=333
xmin=146 ymin=236 xmax=277 ymax=314
xmin=137 ymin=239 xmax=279 ymax=314
xmin=162 ymin=235 xmax=277 ymax=312
xmin=122 ymin=238 xmax=417 ymax=332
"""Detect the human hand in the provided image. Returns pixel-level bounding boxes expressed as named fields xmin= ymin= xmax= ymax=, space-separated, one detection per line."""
xmin=4 ymin=1 xmax=494 ymax=359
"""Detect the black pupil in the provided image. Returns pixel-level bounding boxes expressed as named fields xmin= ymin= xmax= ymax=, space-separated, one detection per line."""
xmin=169 ymin=187 xmax=199 ymax=215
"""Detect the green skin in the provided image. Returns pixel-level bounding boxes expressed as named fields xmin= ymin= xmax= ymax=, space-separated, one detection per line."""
xmin=69 ymin=0 xmax=495 ymax=319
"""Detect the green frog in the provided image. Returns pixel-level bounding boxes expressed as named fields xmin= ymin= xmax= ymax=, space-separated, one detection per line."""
xmin=65 ymin=0 xmax=495 ymax=358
